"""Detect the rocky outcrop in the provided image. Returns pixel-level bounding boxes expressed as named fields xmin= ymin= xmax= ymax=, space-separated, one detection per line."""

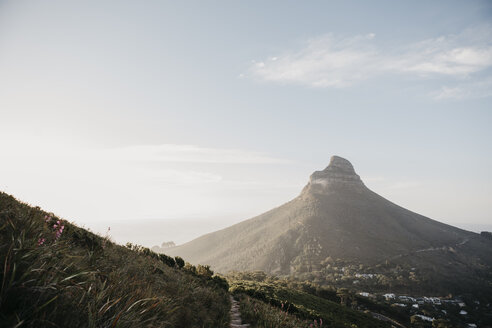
xmin=303 ymin=155 xmax=365 ymax=194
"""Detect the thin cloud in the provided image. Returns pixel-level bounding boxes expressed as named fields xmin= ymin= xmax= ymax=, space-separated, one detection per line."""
xmin=431 ymin=76 xmax=492 ymax=100
xmin=0 ymin=139 xmax=295 ymax=224
xmin=0 ymin=141 xmax=290 ymax=189
xmin=133 ymin=168 xmax=223 ymax=186
xmin=363 ymin=176 xmax=423 ymax=191
xmin=250 ymin=33 xmax=379 ymax=88
xmin=249 ymin=26 xmax=492 ymax=90
xmin=387 ymin=181 xmax=423 ymax=191
xmin=105 ymin=144 xmax=290 ymax=164
xmin=394 ymin=37 xmax=492 ymax=76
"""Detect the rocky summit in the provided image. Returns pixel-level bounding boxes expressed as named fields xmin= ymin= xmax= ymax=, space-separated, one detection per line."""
xmin=303 ymin=156 xmax=365 ymax=194
xmin=165 ymin=156 xmax=492 ymax=296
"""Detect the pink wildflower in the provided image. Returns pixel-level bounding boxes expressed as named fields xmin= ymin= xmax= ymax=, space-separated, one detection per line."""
xmin=53 ymin=220 xmax=65 ymax=241
xmin=37 ymin=238 xmax=46 ymax=246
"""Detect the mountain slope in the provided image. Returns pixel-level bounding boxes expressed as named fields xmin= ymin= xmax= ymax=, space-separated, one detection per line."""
xmin=166 ymin=156 xmax=492 ymax=296
xmin=0 ymin=192 xmax=230 ymax=327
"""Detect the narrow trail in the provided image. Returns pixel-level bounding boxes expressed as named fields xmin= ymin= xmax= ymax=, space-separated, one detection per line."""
xmin=230 ymin=296 xmax=250 ymax=328
xmin=371 ymin=312 xmax=407 ymax=328
xmin=383 ymin=238 xmax=470 ymax=263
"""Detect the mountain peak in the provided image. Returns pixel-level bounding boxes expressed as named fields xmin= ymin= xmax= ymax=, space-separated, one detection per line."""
xmin=305 ymin=156 xmax=364 ymax=194
xmin=166 ymin=155 xmax=490 ymax=299
xmin=324 ymin=156 xmax=356 ymax=174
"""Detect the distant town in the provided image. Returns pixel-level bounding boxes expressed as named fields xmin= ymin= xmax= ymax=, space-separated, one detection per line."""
xmin=358 ymin=291 xmax=483 ymax=327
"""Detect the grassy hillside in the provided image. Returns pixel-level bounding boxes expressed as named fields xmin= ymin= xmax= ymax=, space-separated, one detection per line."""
xmin=235 ymin=294 xmax=316 ymax=328
xmin=3 ymin=188 xmax=490 ymax=327
xmin=0 ymin=192 xmax=230 ymax=328
xmin=227 ymin=272 xmax=391 ymax=328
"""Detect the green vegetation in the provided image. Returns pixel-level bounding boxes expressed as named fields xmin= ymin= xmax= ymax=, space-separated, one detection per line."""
xmin=227 ymin=272 xmax=391 ymax=328
xmin=0 ymin=192 xmax=230 ymax=327
xmin=292 ymin=255 xmax=492 ymax=302
xmin=236 ymin=294 xmax=314 ymax=328
xmin=227 ymin=271 xmax=492 ymax=327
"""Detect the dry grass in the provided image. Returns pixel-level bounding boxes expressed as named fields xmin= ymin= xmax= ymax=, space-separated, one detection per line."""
xmin=0 ymin=192 xmax=230 ymax=328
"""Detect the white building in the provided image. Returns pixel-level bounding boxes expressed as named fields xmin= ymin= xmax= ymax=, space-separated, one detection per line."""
xmin=414 ymin=314 xmax=434 ymax=322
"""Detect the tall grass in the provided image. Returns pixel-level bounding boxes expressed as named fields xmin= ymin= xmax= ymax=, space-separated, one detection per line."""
xmin=0 ymin=192 xmax=230 ymax=327
xmin=228 ymin=278 xmax=390 ymax=328
xmin=237 ymin=294 xmax=322 ymax=328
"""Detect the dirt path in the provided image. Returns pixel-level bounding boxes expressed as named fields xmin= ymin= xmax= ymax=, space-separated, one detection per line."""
xmin=230 ymin=296 xmax=250 ymax=328
xmin=371 ymin=312 xmax=407 ymax=328
xmin=384 ymin=238 xmax=470 ymax=262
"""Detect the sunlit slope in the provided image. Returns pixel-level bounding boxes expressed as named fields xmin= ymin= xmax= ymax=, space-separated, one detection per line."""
xmin=0 ymin=192 xmax=230 ymax=327
xmin=166 ymin=156 xmax=492 ymax=292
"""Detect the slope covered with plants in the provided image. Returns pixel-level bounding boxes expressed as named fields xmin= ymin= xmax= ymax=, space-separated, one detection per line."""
xmin=0 ymin=192 xmax=230 ymax=328
xmin=227 ymin=272 xmax=391 ymax=328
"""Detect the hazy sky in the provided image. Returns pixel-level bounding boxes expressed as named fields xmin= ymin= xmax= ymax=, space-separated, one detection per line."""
xmin=1 ymin=1 xmax=491 ymax=246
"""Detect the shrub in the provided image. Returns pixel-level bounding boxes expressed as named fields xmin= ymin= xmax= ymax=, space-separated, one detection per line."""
xmin=159 ymin=253 xmax=176 ymax=267
xmin=175 ymin=256 xmax=185 ymax=268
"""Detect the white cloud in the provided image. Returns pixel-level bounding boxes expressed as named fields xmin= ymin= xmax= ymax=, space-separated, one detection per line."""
xmin=432 ymin=86 xmax=468 ymax=100
xmin=249 ymin=26 xmax=492 ymax=89
xmin=431 ymin=76 xmax=492 ymax=100
xmin=0 ymin=141 xmax=289 ymax=192
xmin=133 ymin=167 xmax=223 ymax=185
xmin=0 ymin=138 xmax=293 ymax=224
xmin=395 ymin=38 xmax=492 ymax=76
xmin=387 ymin=181 xmax=422 ymax=190
xmin=250 ymin=33 xmax=379 ymax=88
xmin=364 ymin=176 xmax=422 ymax=191
xmin=104 ymin=144 xmax=290 ymax=164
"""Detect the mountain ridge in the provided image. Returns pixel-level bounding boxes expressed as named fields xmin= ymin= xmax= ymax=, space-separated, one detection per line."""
xmin=165 ymin=156 xmax=492 ymax=296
